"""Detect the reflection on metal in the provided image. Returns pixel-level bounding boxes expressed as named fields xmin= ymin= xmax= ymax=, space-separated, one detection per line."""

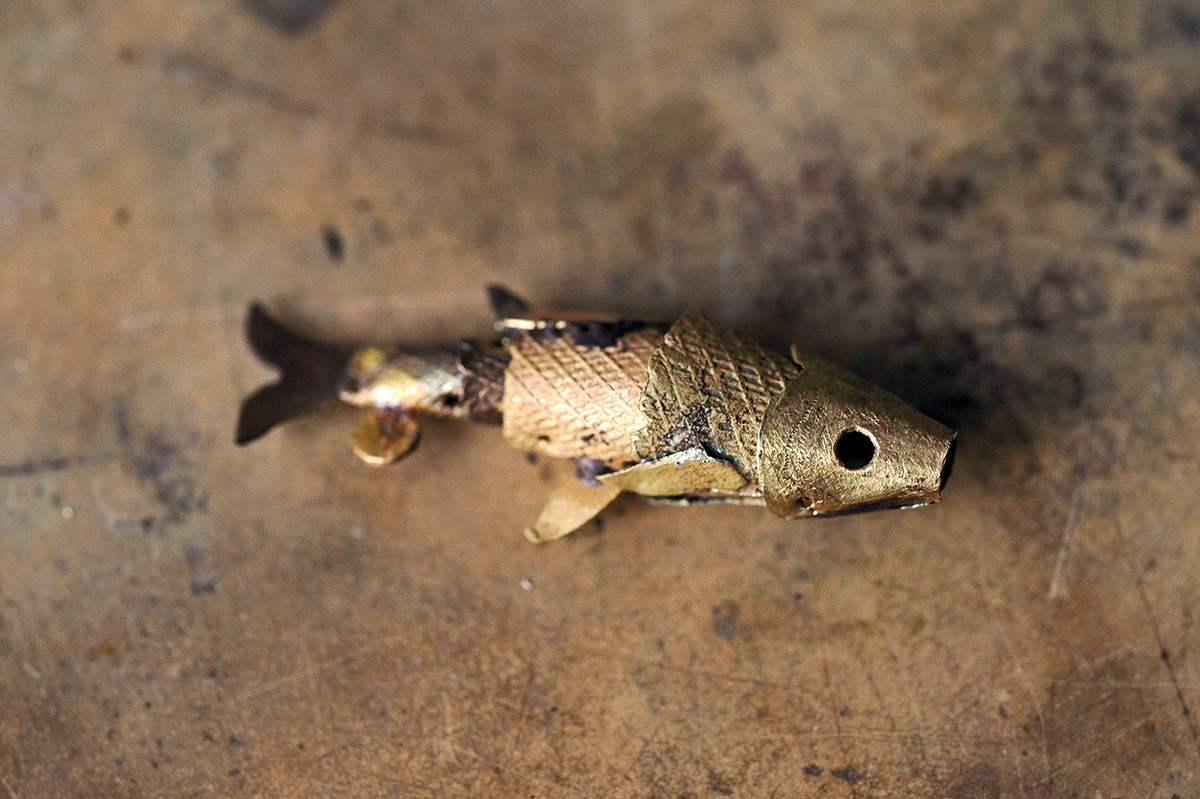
xmin=598 ymin=447 xmax=748 ymax=496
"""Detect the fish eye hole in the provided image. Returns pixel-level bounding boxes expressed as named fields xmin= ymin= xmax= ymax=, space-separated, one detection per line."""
xmin=793 ymin=496 xmax=812 ymax=510
xmin=835 ymin=429 xmax=876 ymax=470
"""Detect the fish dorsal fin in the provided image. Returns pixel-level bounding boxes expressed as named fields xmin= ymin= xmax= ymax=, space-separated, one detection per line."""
xmin=351 ymin=408 xmax=421 ymax=465
xmin=487 ymin=284 xmax=647 ymax=339
xmin=487 ymin=284 xmax=531 ymax=326
xmin=598 ymin=447 xmax=746 ymax=497
xmin=525 ymin=478 xmax=622 ymax=543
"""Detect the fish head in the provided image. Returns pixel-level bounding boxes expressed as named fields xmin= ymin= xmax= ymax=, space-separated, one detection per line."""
xmin=758 ymin=346 xmax=956 ymax=518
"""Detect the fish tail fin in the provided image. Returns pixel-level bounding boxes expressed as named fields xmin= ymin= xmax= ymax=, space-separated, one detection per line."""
xmin=236 ymin=303 xmax=349 ymax=445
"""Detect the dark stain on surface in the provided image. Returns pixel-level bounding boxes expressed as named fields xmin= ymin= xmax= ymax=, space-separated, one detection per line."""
xmin=831 ymin=766 xmax=863 ymax=783
xmin=1023 ymin=36 xmax=1200 ymax=226
xmin=702 ymin=47 xmax=1169 ymax=471
xmin=133 ymin=48 xmax=450 ymax=144
xmin=189 ymin=578 xmax=216 ymax=597
xmin=719 ymin=144 xmax=896 ymax=326
xmin=1018 ymin=261 xmax=1108 ymax=331
xmin=0 ymin=452 xmax=114 ymax=479
xmin=719 ymin=18 xmax=779 ymax=68
xmin=712 ymin=600 xmax=739 ymax=640
xmin=1175 ymin=94 xmax=1200 ymax=179
xmin=706 ymin=769 xmax=735 ymax=795
xmin=584 ymin=97 xmax=720 ymax=200
xmin=719 ymin=148 xmax=777 ymax=235
xmin=242 ymin=0 xmax=338 ymax=34
xmin=132 ymin=432 xmax=208 ymax=526
xmin=155 ymin=50 xmax=319 ymax=117
xmin=322 ymin=225 xmax=344 ymax=262
xmin=1163 ymin=194 xmax=1192 ymax=225
xmin=946 ymin=763 xmax=1001 ymax=798
xmin=1020 ymin=38 xmax=1132 ymax=127
xmin=916 ymin=175 xmax=978 ymax=214
xmin=1172 ymin=5 xmax=1200 ymax=42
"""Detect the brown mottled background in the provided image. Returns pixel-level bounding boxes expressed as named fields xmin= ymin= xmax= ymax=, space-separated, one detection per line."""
xmin=3 ymin=1 xmax=1200 ymax=796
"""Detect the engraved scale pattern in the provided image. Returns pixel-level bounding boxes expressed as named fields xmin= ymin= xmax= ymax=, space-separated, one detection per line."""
xmin=502 ymin=328 xmax=663 ymax=465
xmin=633 ymin=311 xmax=799 ymax=480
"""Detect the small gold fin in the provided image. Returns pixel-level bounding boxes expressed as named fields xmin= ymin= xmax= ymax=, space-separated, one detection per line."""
xmin=525 ymin=479 xmax=622 ymax=543
xmin=598 ymin=447 xmax=746 ymax=496
xmin=351 ymin=408 xmax=421 ymax=466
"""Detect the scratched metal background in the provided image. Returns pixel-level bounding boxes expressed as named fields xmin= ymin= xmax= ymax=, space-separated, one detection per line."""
xmin=3 ymin=1 xmax=1200 ymax=796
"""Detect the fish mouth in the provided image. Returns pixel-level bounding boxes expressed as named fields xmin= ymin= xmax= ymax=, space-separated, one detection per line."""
xmin=802 ymin=434 xmax=958 ymax=519
xmin=938 ymin=436 xmax=958 ymax=494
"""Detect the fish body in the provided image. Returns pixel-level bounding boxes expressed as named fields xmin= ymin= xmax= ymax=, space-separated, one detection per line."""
xmin=237 ymin=288 xmax=956 ymax=541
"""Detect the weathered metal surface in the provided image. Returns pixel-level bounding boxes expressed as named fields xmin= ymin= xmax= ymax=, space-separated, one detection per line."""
xmin=4 ymin=0 xmax=1200 ymax=797
xmin=634 ymin=310 xmax=799 ymax=478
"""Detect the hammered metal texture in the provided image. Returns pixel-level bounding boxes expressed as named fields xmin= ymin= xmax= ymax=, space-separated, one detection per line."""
xmin=633 ymin=311 xmax=799 ymax=479
xmin=502 ymin=328 xmax=664 ymax=465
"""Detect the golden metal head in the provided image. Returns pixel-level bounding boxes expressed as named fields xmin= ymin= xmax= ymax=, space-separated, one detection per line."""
xmin=758 ymin=346 xmax=956 ymax=518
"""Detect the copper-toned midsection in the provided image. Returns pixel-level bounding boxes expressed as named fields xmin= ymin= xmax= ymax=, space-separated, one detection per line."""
xmin=458 ymin=342 xmax=509 ymax=425
xmin=501 ymin=328 xmax=664 ymax=466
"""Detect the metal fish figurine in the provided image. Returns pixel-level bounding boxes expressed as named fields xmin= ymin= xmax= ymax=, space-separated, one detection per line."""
xmin=236 ymin=287 xmax=956 ymax=542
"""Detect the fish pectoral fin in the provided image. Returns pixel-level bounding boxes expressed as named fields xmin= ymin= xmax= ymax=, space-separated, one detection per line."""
xmin=351 ymin=408 xmax=421 ymax=466
xmin=597 ymin=447 xmax=746 ymax=497
xmin=525 ymin=479 xmax=622 ymax=543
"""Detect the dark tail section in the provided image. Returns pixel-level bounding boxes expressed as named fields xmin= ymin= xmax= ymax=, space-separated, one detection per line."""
xmin=235 ymin=304 xmax=350 ymax=445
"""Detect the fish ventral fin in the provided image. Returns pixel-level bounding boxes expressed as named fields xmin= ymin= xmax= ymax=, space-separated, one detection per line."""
xmin=235 ymin=303 xmax=350 ymax=445
xmin=351 ymin=408 xmax=422 ymax=465
xmin=525 ymin=478 xmax=622 ymax=543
